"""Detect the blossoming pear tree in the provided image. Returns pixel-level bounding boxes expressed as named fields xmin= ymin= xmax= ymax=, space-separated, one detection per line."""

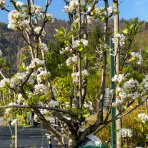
xmin=0 ymin=0 xmax=147 ymax=147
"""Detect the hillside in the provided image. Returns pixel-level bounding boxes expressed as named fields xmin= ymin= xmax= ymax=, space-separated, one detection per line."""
xmin=0 ymin=20 xmax=148 ymax=72
xmin=0 ymin=19 xmax=67 ymax=71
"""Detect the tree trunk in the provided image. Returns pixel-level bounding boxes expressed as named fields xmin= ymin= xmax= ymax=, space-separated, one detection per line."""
xmin=68 ymin=135 xmax=79 ymax=148
xmin=113 ymin=0 xmax=122 ymax=148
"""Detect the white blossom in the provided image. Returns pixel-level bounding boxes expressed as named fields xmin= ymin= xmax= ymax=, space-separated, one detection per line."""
xmin=64 ymin=0 xmax=79 ymax=13
xmin=10 ymin=72 xmax=27 ymax=88
xmin=132 ymin=92 xmax=140 ymax=99
xmin=40 ymin=42 xmax=48 ymax=52
xmin=17 ymin=94 xmax=24 ymax=104
xmin=112 ymin=99 xmax=124 ymax=107
xmin=131 ymin=52 xmax=143 ymax=65
xmin=72 ymin=39 xmax=88 ymax=48
xmin=66 ymin=55 xmax=77 ymax=66
xmin=71 ymin=72 xmax=79 ymax=83
xmin=116 ymin=86 xmax=123 ymax=92
xmin=0 ymin=78 xmax=10 ymax=88
xmin=112 ymin=33 xmax=125 ymax=46
xmin=16 ymin=1 xmax=24 ymax=7
xmin=18 ymin=19 xmax=30 ymax=29
xmin=34 ymin=27 xmax=46 ymax=36
xmin=60 ymin=46 xmax=73 ymax=54
xmin=34 ymin=27 xmax=41 ymax=34
xmin=82 ymin=70 xmax=89 ymax=77
xmin=10 ymin=77 xmax=18 ymax=88
xmin=35 ymin=6 xmax=42 ymax=15
xmin=49 ymin=100 xmax=59 ymax=107
xmin=119 ymin=91 xmax=126 ymax=99
xmin=34 ymin=84 xmax=47 ymax=95
xmin=8 ymin=10 xmax=21 ymax=30
xmin=83 ymin=101 xmax=93 ymax=110
xmin=123 ymin=79 xmax=139 ymax=89
xmin=8 ymin=10 xmax=28 ymax=30
xmin=37 ymin=69 xmax=51 ymax=83
xmin=112 ymin=74 xmax=124 ymax=83
xmin=107 ymin=6 xmax=113 ymax=14
xmin=40 ymin=109 xmax=48 ymax=114
xmin=46 ymin=13 xmax=54 ymax=22
xmin=81 ymin=39 xmax=88 ymax=47
xmin=120 ymin=128 xmax=132 ymax=138
xmin=138 ymin=113 xmax=148 ymax=123
xmin=27 ymin=58 xmax=44 ymax=69
xmin=72 ymin=40 xmax=80 ymax=48
xmin=31 ymin=5 xmax=42 ymax=15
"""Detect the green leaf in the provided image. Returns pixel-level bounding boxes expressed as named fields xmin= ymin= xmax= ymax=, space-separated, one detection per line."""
xmin=78 ymin=46 xmax=84 ymax=52
xmin=122 ymin=28 xmax=128 ymax=34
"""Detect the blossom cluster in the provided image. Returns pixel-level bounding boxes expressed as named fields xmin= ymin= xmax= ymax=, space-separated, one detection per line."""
xmin=16 ymin=1 xmax=24 ymax=7
xmin=0 ymin=78 xmax=10 ymax=88
xmin=83 ymin=101 xmax=93 ymax=110
xmin=72 ymin=39 xmax=88 ymax=49
xmin=8 ymin=10 xmax=30 ymax=30
xmin=123 ymin=79 xmax=139 ymax=90
xmin=95 ymin=6 xmax=117 ymax=15
xmin=112 ymin=33 xmax=125 ymax=47
xmin=60 ymin=38 xmax=88 ymax=55
xmin=31 ymin=4 xmax=42 ymax=16
xmin=60 ymin=46 xmax=73 ymax=54
xmin=66 ymin=54 xmax=77 ymax=66
xmin=120 ymin=128 xmax=132 ymax=138
xmin=138 ymin=113 xmax=148 ymax=124
xmin=49 ymin=100 xmax=59 ymax=107
xmin=0 ymin=72 xmax=33 ymax=89
xmin=10 ymin=72 xmax=27 ymax=88
xmin=107 ymin=6 xmax=117 ymax=14
xmin=34 ymin=27 xmax=46 ymax=36
xmin=131 ymin=52 xmax=143 ymax=65
xmin=40 ymin=108 xmax=48 ymax=115
xmin=7 ymin=2 xmax=54 ymax=31
xmin=26 ymin=58 xmax=44 ymax=70
xmin=39 ymin=42 xmax=48 ymax=52
xmin=64 ymin=0 xmax=79 ymax=13
xmin=17 ymin=94 xmax=24 ymax=104
xmin=71 ymin=70 xmax=89 ymax=83
xmin=112 ymin=72 xmax=144 ymax=107
xmin=34 ymin=83 xmax=47 ymax=95
xmin=112 ymin=74 xmax=125 ymax=83
xmin=37 ymin=68 xmax=51 ymax=84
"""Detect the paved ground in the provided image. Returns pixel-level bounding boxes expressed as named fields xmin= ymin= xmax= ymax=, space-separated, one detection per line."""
xmin=0 ymin=117 xmax=61 ymax=148
xmin=0 ymin=126 xmax=50 ymax=148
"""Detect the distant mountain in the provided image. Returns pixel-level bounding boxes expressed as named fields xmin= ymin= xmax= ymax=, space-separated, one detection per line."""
xmin=0 ymin=19 xmax=67 ymax=71
xmin=0 ymin=19 xmax=148 ymax=72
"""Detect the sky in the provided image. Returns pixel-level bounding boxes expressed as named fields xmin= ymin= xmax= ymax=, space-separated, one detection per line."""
xmin=0 ymin=0 xmax=148 ymax=23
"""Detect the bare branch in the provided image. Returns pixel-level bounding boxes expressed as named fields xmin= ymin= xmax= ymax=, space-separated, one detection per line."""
xmin=87 ymin=0 xmax=99 ymax=15
xmin=94 ymin=98 xmax=147 ymax=135
xmin=0 ymin=105 xmax=78 ymax=118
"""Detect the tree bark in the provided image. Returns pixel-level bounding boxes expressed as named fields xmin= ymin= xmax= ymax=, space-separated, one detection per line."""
xmin=113 ymin=0 xmax=122 ymax=148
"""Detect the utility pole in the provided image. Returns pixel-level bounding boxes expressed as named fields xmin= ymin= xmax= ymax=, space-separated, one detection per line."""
xmin=113 ymin=0 xmax=122 ymax=147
